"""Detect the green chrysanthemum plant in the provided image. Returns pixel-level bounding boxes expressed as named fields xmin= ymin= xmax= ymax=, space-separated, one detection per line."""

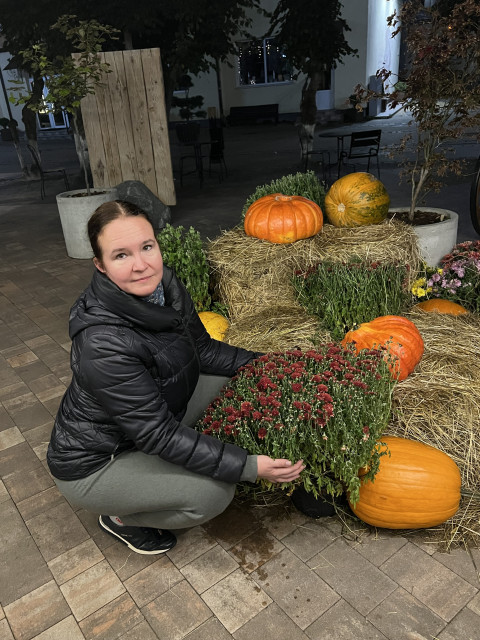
xmin=195 ymin=344 xmax=395 ymax=505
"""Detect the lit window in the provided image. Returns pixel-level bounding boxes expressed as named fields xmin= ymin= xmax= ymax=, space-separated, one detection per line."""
xmin=237 ymin=37 xmax=293 ymax=86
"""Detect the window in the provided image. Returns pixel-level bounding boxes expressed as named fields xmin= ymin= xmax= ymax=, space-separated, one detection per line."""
xmin=237 ymin=37 xmax=293 ymax=86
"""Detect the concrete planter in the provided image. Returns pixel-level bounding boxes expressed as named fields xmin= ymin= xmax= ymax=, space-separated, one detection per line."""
xmin=56 ymin=188 xmax=118 ymax=259
xmin=389 ymin=207 xmax=459 ymax=266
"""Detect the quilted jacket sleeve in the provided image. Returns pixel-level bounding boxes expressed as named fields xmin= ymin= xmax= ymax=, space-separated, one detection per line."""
xmin=184 ymin=306 xmax=258 ymax=377
xmin=80 ymin=330 xmax=248 ymax=484
xmin=165 ymin=268 xmax=259 ymax=376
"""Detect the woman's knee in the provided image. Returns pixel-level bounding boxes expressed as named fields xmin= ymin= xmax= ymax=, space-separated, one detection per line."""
xmin=126 ymin=480 xmax=236 ymax=530
xmin=194 ymin=481 xmax=236 ymax=522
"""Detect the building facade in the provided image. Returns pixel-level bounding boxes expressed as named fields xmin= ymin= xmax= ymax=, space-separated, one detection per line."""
xmin=0 ymin=0 xmax=402 ymax=130
xmin=171 ymin=0 xmax=402 ymax=122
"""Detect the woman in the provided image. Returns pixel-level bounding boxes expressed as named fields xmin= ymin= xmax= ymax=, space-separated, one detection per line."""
xmin=47 ymin=201 xmax=304 ymax=555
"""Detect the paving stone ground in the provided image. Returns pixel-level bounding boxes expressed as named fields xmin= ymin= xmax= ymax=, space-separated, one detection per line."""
xmin=0 ymin=112 xmax=479 ymax=639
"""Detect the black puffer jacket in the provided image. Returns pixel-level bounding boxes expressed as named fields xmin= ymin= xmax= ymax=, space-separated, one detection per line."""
xmin=47 ymin=267 xmax=257 ymax=483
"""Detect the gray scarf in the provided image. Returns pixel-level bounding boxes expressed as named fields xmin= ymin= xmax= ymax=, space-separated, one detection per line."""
xmin=141 ymin=282 xmax=165 ymax=306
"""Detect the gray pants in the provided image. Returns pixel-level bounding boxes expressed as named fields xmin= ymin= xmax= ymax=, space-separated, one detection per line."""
xmin=54 ymin=375 xmax=236 ymax=530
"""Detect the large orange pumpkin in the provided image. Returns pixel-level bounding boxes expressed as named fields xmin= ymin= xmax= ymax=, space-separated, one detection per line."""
xmin=349 ymin=436 xmax=461 ymax=529
xmin=341 ymin=315 xmax=424 ymax=381
xmin=244 ymin=193 xmax=323 ymax=244
xmin=415 ymin=299 xmax=468 ymax=315
xmin=324 ymin=172 xmax=390 ymax=227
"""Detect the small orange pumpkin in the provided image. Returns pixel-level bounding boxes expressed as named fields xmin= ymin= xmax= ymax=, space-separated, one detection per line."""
xmin=349 ymin=436 xmax=461 ymax=529
xmin=415 ymin=299 xmax=468 ymax=315
xmin=244 ymin=193 xmax=323 ymax=244
xmin=341 ymin=315 xmax=424 ymax=381
xmin=324 ymin=172 xmax=390 ymax=227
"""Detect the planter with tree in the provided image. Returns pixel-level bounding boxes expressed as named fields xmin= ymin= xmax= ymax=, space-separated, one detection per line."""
xmin=353 ymin=0 xmax=480 ymax=265
xmin=13 ymin=15 xmax=120 ymax=259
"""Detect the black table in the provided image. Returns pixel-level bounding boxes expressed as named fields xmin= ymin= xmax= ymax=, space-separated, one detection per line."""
xmin=318 ymin=132 xmax=352 ymax=179
xmin=176 ymin=140 xmax=212 ymax=186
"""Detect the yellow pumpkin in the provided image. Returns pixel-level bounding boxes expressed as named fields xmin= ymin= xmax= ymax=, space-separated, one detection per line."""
xmin=349 ymin=436 xmax=461 ymax=529
xmin=244 ymin=193 xmax=323 ymax=244
xmin=198 ymin=311 xmax=230 ymax=341
xmin=415 ymin=299 xmax=468 ymax=315
xmin=324 ymin=172 xmax=390 ymax=227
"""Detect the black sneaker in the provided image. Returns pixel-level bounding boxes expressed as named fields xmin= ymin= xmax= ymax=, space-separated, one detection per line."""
xmin=98 ymin=515 xmax=177 ymax=555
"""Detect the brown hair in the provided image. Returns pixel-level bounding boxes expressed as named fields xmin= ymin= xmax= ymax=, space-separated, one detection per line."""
xmin=88 ymin=200 xmax=151 ymax=259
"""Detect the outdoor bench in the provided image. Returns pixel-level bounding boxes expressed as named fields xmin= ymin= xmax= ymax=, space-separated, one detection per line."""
xmin=227 ymin=103 xmax=279 ymax=125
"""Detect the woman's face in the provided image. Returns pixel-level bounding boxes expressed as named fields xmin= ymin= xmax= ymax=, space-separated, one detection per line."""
xmin=94 ymin=216 xmax=164 ymax=297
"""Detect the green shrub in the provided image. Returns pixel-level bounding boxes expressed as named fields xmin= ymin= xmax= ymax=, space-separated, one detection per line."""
xmin=293 ymin=259 xmax=412 ymax=341
xmin=157 ymin=224 xmax=211 ymax=312
xmin=241 ymin=170 xmax=326 ymax=218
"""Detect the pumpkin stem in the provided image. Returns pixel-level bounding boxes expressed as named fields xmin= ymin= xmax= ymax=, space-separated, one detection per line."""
xmin=274 ymin=195 xmax=294 ymax=202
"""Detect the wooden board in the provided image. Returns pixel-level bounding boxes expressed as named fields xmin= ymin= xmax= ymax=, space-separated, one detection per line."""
xmin=78 ymin=48 xmax=176 ymax=205
xmin=141 ymin=48 xmax=175 ymax=205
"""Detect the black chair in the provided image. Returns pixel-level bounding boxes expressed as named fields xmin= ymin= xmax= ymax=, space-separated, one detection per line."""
xmin=208 ymin=119 xmax=227 ymax=181
xmin=339 ymin=129 xmax=382 ymax=177
xmin=175 ymin=121 xmax=201 ymax=144
xmin=176 ymin=122 xmax=205 ymax=186
xmin=27 ymin=144 xmax=70 ymax=199
xmin=297 ymin=126 xmax=331 ymax=182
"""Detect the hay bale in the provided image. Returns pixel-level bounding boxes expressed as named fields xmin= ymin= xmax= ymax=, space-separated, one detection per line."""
xmin=224 ymin=306 xmax=330 ymax=352
xmin=207 ymin=221 xmax=422 ymax=321
xmin=208 ymin=222 xmax=480 ymax=546
xmin=389 ymin=310 xmax=480 ymax=547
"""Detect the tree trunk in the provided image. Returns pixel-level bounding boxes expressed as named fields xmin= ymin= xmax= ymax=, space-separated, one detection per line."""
xmin=11 ymin=124 xmax=28 ymax=177
xmin=298 ymin=71 xmax=324 ymax=164
xmin=22 ymin=104 xmax=39 ymax=176
xmin=300 ymin=70 xmax=324 ymax=126
xmin=22 ymin=74 xmax=44 ymax=169
xmin=214 ymin=58 xmax=225 ymax=123
xmin=17 ymin=74 xmax=45 ymax=178
xmin=297 ymin=122 xmax=316 ymax=164
xmin=0 ymin=66 xmax=27 ymax=176
xmin=71 ymin=109 xmax=91 ymax=194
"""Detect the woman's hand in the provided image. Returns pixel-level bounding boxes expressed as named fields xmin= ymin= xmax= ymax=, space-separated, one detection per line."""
xmin=256 ymin=455 xmax=305 ymax=484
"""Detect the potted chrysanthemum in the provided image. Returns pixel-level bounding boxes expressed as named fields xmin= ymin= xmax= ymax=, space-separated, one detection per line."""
xmin=195 ymin=344 xmax=395 ymax=508
xmin=412 ymin=241 xmax=480 ymax=313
